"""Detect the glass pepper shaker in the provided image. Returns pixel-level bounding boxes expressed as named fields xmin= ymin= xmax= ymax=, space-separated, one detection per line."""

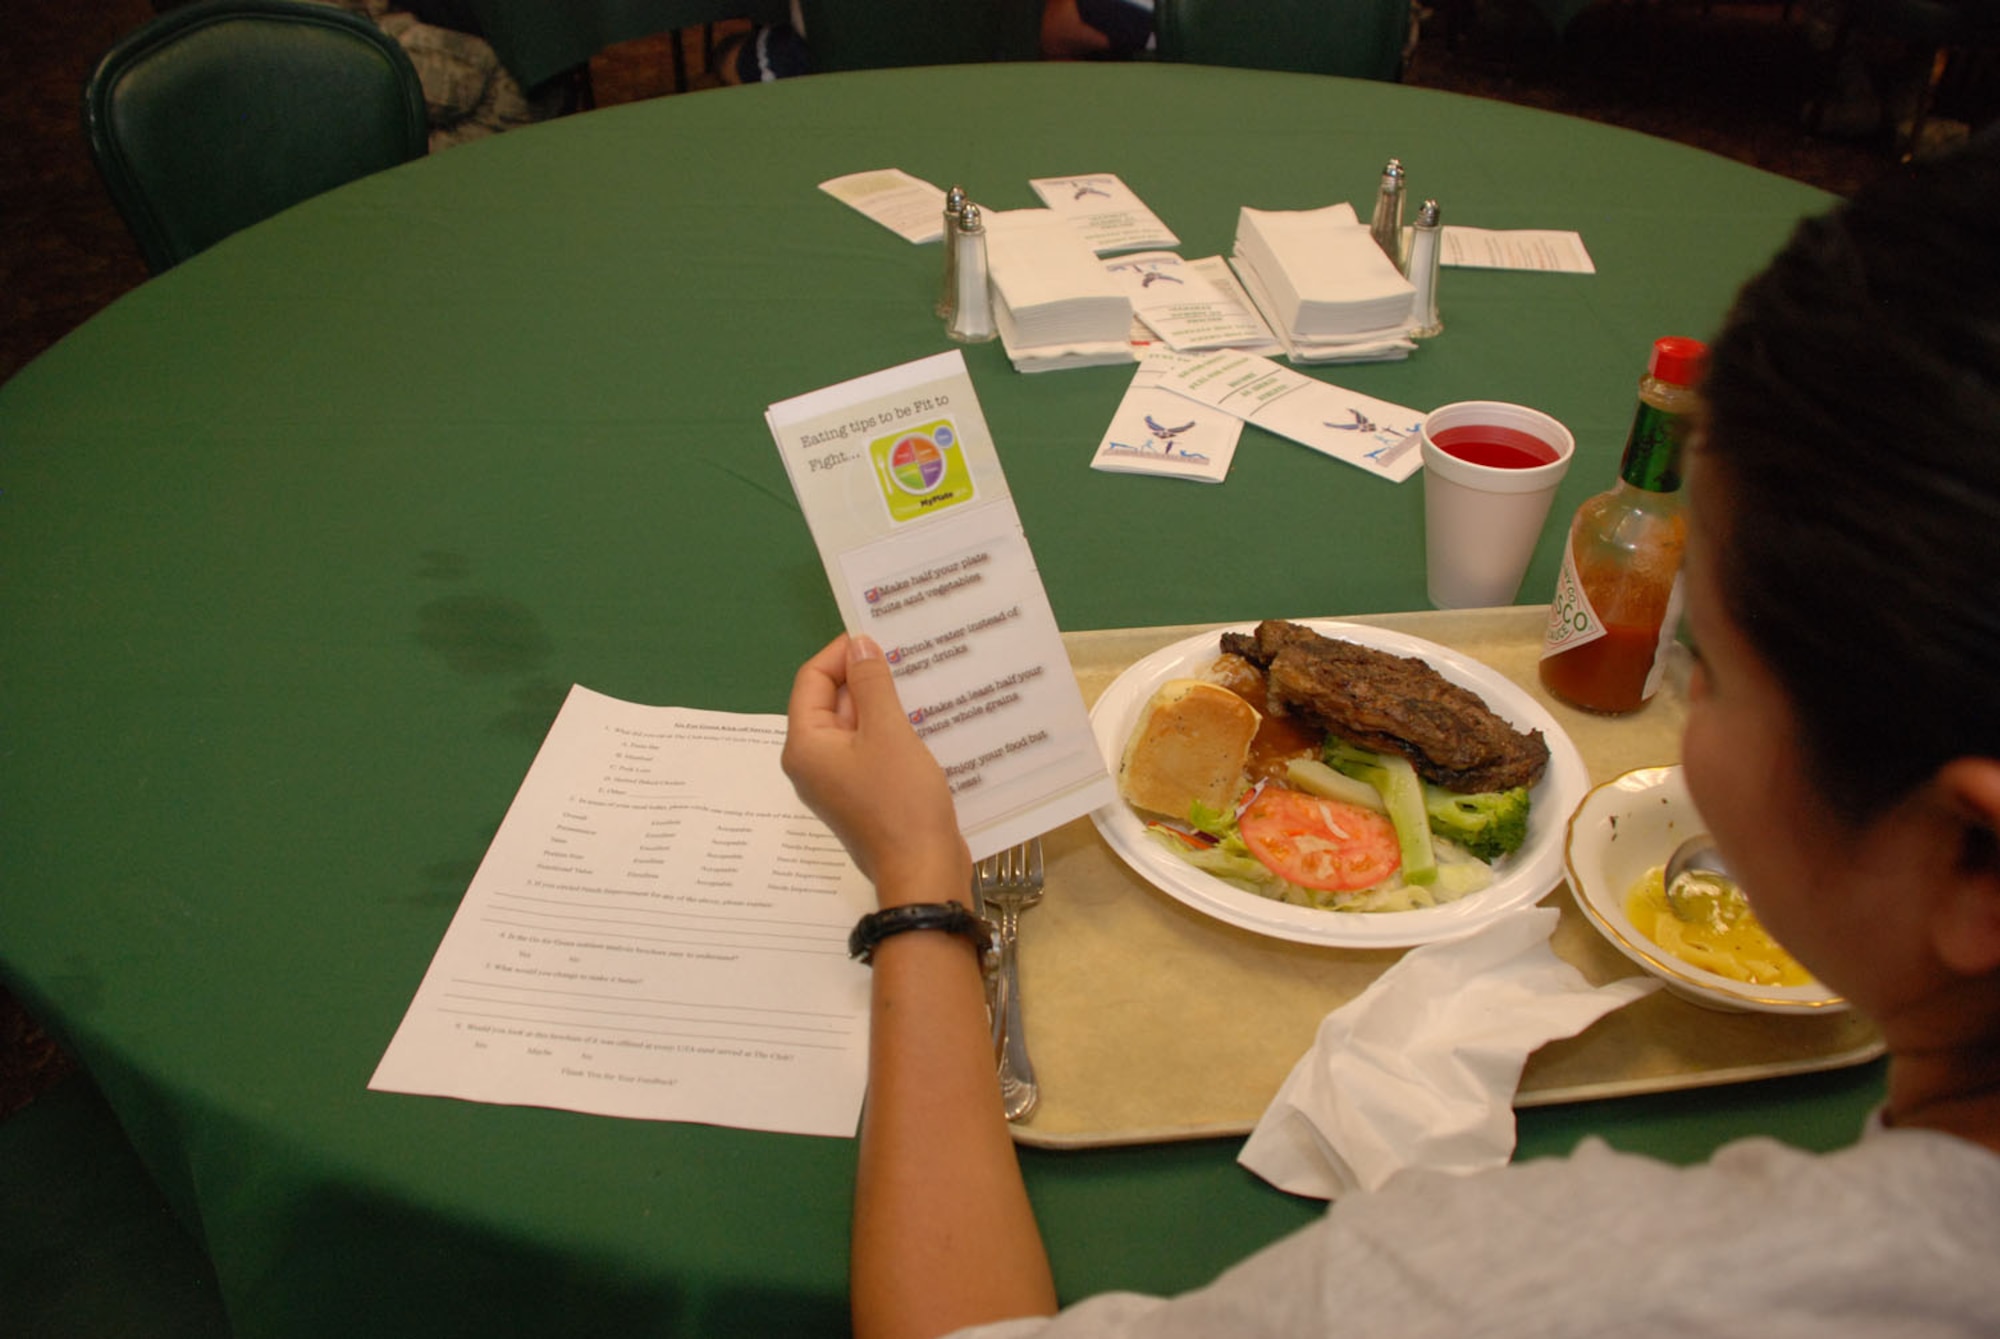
xmin=936 ymin=184 xmax=967 ymax=320
xmin=1407 ymin=199 xmax=1442 ymax=338
xmin=945 ymin=203 xmax=996 ymax=344
xmin=1369 ymin=158 xmax=1406 ymax=273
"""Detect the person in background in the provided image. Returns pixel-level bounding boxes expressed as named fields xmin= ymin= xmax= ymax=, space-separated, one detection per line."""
xmin=1041 ymin=0 xmax=1155 ymax=59
xmin=782 ymin=131 xmax=2000 ymax=1338
xmin=713 ymin=3 xmax=812 ymax=85
xmin=719 ymin=0 xmax=1154 ymax=81
xmin=323 ymin=0 xmax=573 ymax=147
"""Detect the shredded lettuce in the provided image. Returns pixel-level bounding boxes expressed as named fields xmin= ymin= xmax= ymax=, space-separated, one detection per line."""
xmin=1151 ymin=798 xmax=1279 ymax=894
xmin=1186 ymin=799 xmax=1239 ymax=841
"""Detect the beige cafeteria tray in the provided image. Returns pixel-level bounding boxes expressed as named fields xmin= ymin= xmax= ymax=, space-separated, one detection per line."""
xmin=1020 ymin=607 xmax=1883 ymax=1149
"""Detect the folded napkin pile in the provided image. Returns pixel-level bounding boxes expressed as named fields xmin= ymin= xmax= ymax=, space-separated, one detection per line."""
xmin=1239 ymin=905 xmax=1658 ymax=1200
xmin=986 ymin=209 xmax=1137 ymax=373
xmin=1233 ymin=204 xmax=1418 ymax=363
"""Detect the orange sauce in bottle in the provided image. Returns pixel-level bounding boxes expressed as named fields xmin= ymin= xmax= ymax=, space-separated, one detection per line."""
xmin=1540 ymin=613 xmax=1676 ymax=715
xmin=1540 ymin=338 xmax=1704 ymax=714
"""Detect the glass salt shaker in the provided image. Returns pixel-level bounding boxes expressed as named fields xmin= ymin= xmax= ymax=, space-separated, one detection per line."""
xmin=1407 ymin=199 xmax=1443 ymax=338
xmin=936 ymin=184 xmax=967 ymax=320
xmin=1369 ymin=159 xmax=1406 ymax=272
xmin=946 ymin=204 xmax=997 ymax=344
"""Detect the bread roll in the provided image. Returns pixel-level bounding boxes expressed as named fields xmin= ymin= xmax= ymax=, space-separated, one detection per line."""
xmin=1119 ymin=679 xmax=1261 ymax=819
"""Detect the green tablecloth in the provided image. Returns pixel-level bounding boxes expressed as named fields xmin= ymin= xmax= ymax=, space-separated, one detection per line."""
xmin=0 ymin=62 xmax=1879 ymax=1336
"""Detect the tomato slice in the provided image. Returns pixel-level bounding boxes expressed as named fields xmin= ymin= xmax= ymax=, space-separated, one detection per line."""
xmin=1238 ymin=787 xmax=1402 ymax=892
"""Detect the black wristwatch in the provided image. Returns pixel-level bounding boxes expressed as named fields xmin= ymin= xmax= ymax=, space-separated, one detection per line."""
xmin=848 ymin=902 xmax=998 ymax=973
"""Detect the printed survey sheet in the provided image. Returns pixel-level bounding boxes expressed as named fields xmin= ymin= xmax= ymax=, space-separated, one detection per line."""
xmin=370 ymin=687 xmax=875 ymax=1137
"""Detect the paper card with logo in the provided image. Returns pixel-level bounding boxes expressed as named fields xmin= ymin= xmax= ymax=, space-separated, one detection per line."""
xmin=767 ymin=351 xmax=1116 ymax=857
xmin=1157 ymin=350 xmax=1426 ymax=483
xmin=1104 ymin=252 xmax=1281 ymax=354
xmin=1029 ymin=173 xmax=1179 ymax=255
xmin=1092 ymin=349 xmax=1243 ymax=483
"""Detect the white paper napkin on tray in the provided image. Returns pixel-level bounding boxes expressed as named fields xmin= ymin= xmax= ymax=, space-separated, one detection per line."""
xmin=1239 ymin=906 xmax=1657 ymax=1200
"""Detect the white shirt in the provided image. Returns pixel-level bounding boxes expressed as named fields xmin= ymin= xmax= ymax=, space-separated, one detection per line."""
xmin=957 ymin=1121 xmax=2000 ymax=1337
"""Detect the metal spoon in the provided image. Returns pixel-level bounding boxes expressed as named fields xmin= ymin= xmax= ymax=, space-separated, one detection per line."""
xmin=1663 ymin=833 xmax=1734 ymax=921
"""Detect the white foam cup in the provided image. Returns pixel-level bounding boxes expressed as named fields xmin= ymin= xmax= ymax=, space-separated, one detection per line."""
xmin=1419 ymin=400 xmax=1575 ymax=609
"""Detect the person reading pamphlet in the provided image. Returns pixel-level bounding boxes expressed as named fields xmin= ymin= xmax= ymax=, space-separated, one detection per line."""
xmin=780 ymin=130 xmax=2000 ymax=1338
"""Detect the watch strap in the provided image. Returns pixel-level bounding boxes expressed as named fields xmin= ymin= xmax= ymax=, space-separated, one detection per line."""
xmin=848 ymin=902 xmax=996 ymax=967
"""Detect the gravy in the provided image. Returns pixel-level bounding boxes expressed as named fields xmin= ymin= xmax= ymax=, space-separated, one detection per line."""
xmin=1210 ymin=654 xmax=1320 ymax=782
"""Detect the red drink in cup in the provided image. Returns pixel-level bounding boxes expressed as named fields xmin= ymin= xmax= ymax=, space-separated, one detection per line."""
xmin=1418 ymin=402 xmax=1576 ymax=609
xmin=1431 ymin=425 xmax=1563 ymax=471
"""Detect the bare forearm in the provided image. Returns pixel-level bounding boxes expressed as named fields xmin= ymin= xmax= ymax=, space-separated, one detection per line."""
xmin=852 ymin=913 xmax=1056 ymax=1339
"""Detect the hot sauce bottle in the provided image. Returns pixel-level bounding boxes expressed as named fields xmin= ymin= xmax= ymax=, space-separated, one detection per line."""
xmin=1539 ymin=336 xmax=1707 ymax=714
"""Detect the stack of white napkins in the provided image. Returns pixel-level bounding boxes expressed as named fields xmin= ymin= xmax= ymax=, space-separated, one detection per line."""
xmin=986 ymin=209 xmax=1136 ymax=373
xmin=1233 ymin=204 xmax=1417 ymax=363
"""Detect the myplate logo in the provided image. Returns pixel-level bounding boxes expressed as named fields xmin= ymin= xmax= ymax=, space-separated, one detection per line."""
xmin=869 ymin=418 xmax=975 ymax=523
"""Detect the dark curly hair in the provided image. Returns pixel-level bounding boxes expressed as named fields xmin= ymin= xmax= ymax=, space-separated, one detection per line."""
xmin=1699 ymin=131 xmax=2000 ymax=824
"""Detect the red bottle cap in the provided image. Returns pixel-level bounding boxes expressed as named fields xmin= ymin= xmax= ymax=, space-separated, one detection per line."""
xmin=1648 ymin=336 xmax=1707 ymax=387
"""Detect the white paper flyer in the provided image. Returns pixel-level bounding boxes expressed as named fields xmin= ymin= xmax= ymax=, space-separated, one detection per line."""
xmin=818 ymin=168 xmax=948 ymax=243
xmin=766 ymin=351 xmax=1116 ymax=857
xmin=370 ymin=688 xmax=875 ymax=1137
xmin=1441 ymin=226 xmax=1596 ymax=274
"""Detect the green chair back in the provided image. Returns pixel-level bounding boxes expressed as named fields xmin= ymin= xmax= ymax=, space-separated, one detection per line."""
xmin=797 ymin=0 xmax=1042 ymax=73
xmin=1156 ymin=0 xmax=1410 ymax=81
xmin=84 ymin=0 xmax=429 ymax=273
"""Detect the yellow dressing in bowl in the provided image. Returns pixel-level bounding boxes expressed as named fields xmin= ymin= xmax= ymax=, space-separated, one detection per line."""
xmin=1624 ymin=866 xmax=1816 ymax=988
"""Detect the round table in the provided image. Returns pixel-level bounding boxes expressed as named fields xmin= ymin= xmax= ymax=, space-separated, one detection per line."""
xmin=0 ymin=61 xmax=1879 ymax=1336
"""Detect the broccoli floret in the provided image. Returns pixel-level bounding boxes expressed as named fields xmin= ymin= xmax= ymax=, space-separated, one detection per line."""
xmin=1422 ymin=785 xmax=1532 ymax=862
xmin=1322 ymin=737 xmax=1436 ymax=885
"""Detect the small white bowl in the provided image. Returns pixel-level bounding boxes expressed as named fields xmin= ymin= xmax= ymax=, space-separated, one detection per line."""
xmin=1564 ymin=765 xmax=1848 ymax=1014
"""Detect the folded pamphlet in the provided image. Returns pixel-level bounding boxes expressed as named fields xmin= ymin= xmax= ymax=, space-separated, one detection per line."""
xmin=1104 ymin=252 xmax=1281 ymax=354
xmin=1029 ymin=173 xmax=1179 ymax=255
xmin=765 ymin=352 xmax=1117 ymax=856
xmin=1154 ymin=349 xmax=1426 ymax=483
xmin=1090 ymin=349 xmax=1244 ymax=483
xmin=817 ymin=168 xmax=948 ymax=243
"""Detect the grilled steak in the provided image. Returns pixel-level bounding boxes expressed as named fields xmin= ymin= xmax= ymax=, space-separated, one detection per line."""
xmin=1219 ymin=620 xmax=1549 ymax=793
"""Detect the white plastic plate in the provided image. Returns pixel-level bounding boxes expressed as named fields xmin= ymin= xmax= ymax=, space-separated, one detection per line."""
xmin=1087 ymin=620 xmax=1589 ymax=949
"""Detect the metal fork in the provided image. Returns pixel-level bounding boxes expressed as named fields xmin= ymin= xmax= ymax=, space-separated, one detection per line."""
xmin=972 ymin=837 xmax=1044 ymax=1122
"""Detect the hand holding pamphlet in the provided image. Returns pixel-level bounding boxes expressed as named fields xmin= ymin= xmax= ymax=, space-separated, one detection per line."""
xmin=766 ymin=352 xmax=1116 ymax=857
